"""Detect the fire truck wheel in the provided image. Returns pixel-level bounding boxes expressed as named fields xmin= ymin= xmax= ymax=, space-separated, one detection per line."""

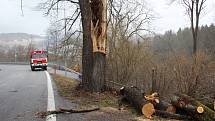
xmin=43 ymin=66 xmax=47 ymax=71
xmin=31 ymin=67 xmax=35 ymax=71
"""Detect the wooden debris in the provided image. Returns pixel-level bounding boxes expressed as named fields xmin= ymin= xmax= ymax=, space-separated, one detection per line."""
xmin=118 ymin=86 xmax=215 ymax=120
xmin=171 ymin=94 xmax=215 ymax=121
xmin=35 ymin=107 xmax=99 ymax=118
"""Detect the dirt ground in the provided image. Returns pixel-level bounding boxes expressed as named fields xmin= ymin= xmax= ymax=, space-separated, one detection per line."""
xmin=51 ymin=74 xmax=183 ymax=121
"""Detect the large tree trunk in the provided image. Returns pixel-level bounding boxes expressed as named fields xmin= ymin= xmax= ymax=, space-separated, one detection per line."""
xmin=79 ymin=0 xmax=94 ymax=90
xmin=79 ymin=0 xmax=107 ymax=92
xmin=92 ymin=52 xmax=106 ymax=92
xmin=91 ymin=0 xmax=107 ymax=92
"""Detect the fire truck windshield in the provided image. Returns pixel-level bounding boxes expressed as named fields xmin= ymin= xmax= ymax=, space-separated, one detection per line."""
xmin=32 ymin=53 xmax=47 ymax=59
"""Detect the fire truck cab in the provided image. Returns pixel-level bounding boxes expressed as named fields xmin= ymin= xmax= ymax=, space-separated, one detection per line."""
xmin=30 ymin=50 xmax=48 ymax=71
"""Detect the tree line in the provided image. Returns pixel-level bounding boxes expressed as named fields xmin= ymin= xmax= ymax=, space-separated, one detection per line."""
xmin=152 ymin=24 xmax=215 ymax=56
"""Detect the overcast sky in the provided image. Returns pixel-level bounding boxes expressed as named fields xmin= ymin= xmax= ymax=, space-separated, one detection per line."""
xmin=148 ymin=0 xmax=215 ymax=33
xmin=0 ymin=0 xmax=49 ymax=36
xmin=0 ymin=0 xmax=214 ymax=35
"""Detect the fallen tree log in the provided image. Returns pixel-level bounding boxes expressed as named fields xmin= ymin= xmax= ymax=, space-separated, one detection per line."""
xmin=119 ymin=87 xmax=183 ymax=119
xmin=35 ymin=107 xmax=99 ymax=118
xmin=144 ymin=93 xmax=176 ymax=114
xmin=171 ymin=94 xmax=215 ymax=121
xmin=154 ymin=109 xmax=189 ymax=120
xmin=119 ymin=87 xmax=194 ymax=119
xmin=202 ymin=100 xmax=215 ymax=111
xmin=119 ymin=86 xmax=155 ymax=118
xmin=154 ymin=100 xmax=176 ymax=114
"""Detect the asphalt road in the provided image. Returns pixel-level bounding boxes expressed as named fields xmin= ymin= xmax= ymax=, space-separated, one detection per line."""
xmin=0 ymin=64 xmax=84 ymax=121
xmin=0 ymin=64 xmax=133 ymax=121
xmin=0 ymin=64 xmax=47 ymax=121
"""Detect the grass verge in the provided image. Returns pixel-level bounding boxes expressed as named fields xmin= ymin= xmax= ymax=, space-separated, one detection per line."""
xmin=51 ymin=74 xmax=118 ymax=108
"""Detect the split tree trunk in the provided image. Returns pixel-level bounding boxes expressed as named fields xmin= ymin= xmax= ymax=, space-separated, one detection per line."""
xmin=78 ymin=0 xmax=107 ymax=92
xmin=91 ymin=0 xmax=107 ymax=92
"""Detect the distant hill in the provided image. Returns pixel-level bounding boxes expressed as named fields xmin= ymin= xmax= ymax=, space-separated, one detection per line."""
xmin=0 ymin=33 xmax=46 ymax=48
xmin=0 ymin=33 xmax=43 ymax=42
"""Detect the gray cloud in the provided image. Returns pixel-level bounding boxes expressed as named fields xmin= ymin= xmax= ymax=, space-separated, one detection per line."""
xmin=0 ymin=0 xmax=49 ymax=35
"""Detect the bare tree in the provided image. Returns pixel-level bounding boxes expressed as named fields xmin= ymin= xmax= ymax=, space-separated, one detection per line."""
xmin=107 ymin=0 xmax=153 ymax=90
xmin=172 ymin=0 xmax=207 ymax=55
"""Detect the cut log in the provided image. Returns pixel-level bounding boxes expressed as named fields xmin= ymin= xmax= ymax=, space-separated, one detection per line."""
xmin=120 ymin=86 xmax=155 ymax=118
xmin=154 ymin=110 xmax=189 ymax=120
xmin=197 ymin=106 xmax=204 ymax=113
xmin=144 ymin=93 xmax=176 ymax=114
xmin=154 ymin=100 xmax=176 ymax=114
xmin=142 ymin=103 xmax=155 ymax=119
xmin=171 ymin=94 xmax=215 ymax=121
xmin=119 ymin=88 xmax=192 ymax=120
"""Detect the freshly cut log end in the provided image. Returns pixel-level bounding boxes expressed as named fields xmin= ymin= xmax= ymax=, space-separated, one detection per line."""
xmin=155 ymin=98 xmax=160 ymax=104
xmin=197 ymin=106 xmax=204 ymax=114
xmin=142 ymin=103 xmax=155 ymax=119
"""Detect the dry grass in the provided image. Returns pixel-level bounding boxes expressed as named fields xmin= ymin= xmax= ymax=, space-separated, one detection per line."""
xmin=51 ymin=74 xmax=118 ymax=108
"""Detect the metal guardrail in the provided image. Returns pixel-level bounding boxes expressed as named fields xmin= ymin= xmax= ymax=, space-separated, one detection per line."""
xmin=48 ymin=63 xmax=82 ymax=81
xmin=0 ymin=62 xmax=29 ymax=65
xmin=48 ymin=63 xmax=82 ymax=76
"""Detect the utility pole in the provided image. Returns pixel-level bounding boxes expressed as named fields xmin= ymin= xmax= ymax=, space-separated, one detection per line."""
xmin=54 ymin=31 xmax=58 ymax=75
xmin=14 ymin=45 xmax=17 ymax=63
xmin=64 ymin=4 xmax=68 ymax=77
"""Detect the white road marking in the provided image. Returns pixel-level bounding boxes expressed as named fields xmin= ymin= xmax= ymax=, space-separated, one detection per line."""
xmin=45 ymin=71 xmax=56 ymax=121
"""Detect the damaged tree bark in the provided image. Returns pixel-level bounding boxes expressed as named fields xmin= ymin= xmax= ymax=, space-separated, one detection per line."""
xmin=91 ymin=0 xmax=107 ymax=92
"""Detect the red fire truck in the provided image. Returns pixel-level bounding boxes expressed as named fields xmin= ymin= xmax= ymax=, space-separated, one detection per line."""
xmin=30 ymin=50 xmax=48 ymax=71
